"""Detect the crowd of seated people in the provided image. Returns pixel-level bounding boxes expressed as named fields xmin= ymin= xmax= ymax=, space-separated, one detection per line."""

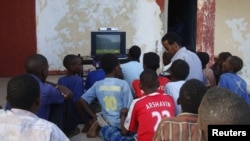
xmin=1 ymin=32 xmax=250 ymax=141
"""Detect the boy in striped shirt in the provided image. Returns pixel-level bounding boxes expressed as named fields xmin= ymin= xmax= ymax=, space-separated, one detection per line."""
xmin=153 ymin=79 xmax=207 ymax=141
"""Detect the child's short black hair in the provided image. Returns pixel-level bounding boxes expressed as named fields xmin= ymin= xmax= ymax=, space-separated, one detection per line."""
xmin=179 ymin=79 xmax=207 ymax=114
xmin=199 ymin=87 xmax=250 ymax=127
xmin=197 ymin=52 xmax=210 ymax=69
xmin=129 ymin=45 xmax=141 ymax=60
xmin=143 ymin=52 xmax=160 ymax=71
xmin=7 ymin=74 xmax=40 ymax=110
xmin=170 ymin=59 xmax=189 ymax=80
xmin=63 ymin=54 xmax=80 ymax=70
xmin=229 ymin=56 xmax=243 ymax=73
xmin=140 ymin=69 xmax=159 ymax=90
xmin=218 ymin=52 xmax=232 ymax=61
xmin=100 ymin=53 xmax=119 ymax=74
xmin=25 ymin=54 xmax=48 ymax=76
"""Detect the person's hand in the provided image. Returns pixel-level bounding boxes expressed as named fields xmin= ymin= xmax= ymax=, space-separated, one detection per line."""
xmin=46 ymin=81 xmax=73 ymax=99
xmin=57 ymin=85 xmax=73 ymax=99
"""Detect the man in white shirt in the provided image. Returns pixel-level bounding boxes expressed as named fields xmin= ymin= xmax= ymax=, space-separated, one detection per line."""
xmin=0 ymin=74 xmax=69 ymax=141
xmin=161 ymin=32 xmax=203 ymax=82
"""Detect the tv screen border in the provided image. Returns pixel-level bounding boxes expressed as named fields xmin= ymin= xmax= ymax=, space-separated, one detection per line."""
xmin=91 ymin=31 xmax=126 ymax=59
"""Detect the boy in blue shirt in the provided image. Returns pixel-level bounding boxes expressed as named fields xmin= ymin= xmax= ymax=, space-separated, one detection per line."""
xmin=24 ymin=54 xmax=79 ymax=137
xmin=80 ymin=53 xmax=134 ymax=137
xmin=218 ymin=55 xmax=250 ymax=105
xmin=85 ymin=54 xmax=105 ymax=91
xmin=58 ymin=54 xmax=91 ymax=132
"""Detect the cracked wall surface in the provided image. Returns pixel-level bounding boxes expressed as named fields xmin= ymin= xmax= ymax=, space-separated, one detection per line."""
xmin=36 ymin=0 xmax=163 ymax=71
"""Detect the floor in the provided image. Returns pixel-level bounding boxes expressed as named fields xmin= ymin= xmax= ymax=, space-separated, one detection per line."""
xmin=0 ymin=75 xmax=101 ymax=141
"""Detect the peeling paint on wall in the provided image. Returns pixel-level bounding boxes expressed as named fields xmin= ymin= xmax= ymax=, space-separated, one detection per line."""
xmin=225 ymin=18 xmax=250 ymax=77
xmin=215 ymin=0 xmax=250 ymax=87
xmin=36 ymin=0 xmax=163 ymax=71
xmin=156 ymin=0 xmax=164 ymax=12
xmin=131 ymin=0 xmax=163 ymax=55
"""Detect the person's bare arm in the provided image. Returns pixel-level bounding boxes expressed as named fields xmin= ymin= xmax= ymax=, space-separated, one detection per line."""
xmin=46 ymin=81 xmax=73 ymax=99
xmin=120 ymin=108 xmax=129 ymax=135
xmin=79 ymin=98 xmax=97 ymax=120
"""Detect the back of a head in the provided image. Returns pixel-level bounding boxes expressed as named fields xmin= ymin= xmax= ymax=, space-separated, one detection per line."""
xmin=100 ymin=53 xmax=119 ymax=74
xmin=63 ymin=54 xmax=79 ymax=70
xmin=170 ymin=59 xmax=189 ymax=80
xmin=128 ymin=45 xmax=141 ymax=60
xmin=199 ymin=87 xmax=250 ymax=125
xmin=197 ymin=52 xmax=210 ymax=69
xmin=25 ymin=54 xmax=48 ymax=76
xmin=143 ymin=52 xmax=160 ymax=71
xmin=179 ymin=79 xmax=207 ymax=114
xmin=229 ymin=56 xmax=243 ymax=73
xmin=7 ymin=74 xmax=40 ymax=110
xmin=161 ymin=32 xmax=182 ymax=46
xmin=218 ymin=52 xmax=232 ymax=61
xmin=140 ymin=69 xmax=159 ymax=92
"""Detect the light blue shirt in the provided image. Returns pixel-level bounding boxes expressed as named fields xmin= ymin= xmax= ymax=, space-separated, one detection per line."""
xmin=171 ymin=47 xmax=204 ymax=82
xmin=81 ymin=77 xmax=134 ymax=128
xmin=165 ymin=80 xmax=186 ymax=116
xmin=121 ymin=61 xmax=143 ymax=92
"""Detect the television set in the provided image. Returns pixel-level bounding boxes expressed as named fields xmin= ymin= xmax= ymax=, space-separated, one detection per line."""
xmin=91 ymin=31 xmax=126 ymax=58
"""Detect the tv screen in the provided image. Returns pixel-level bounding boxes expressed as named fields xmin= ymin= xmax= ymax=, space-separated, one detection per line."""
xmin=91 ymin=31 xmax=126 ymax=58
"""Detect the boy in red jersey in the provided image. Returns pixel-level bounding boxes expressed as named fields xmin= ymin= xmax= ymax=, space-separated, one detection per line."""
xmin=123 ymin=69 xmax=175 ymax=141
xmin=132 ymin=52 xmax=170 ymax=98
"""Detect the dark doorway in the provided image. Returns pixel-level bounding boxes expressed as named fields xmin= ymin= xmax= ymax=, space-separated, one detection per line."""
xmin=167 ymin=0 xmax=197 ymax=52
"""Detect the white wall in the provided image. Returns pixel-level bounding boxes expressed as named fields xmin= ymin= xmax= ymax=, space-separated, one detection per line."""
xmin=36 ymin=0 xmax=163 ymax=71
xmin=215 ymin=0 xmax=250 ymax=81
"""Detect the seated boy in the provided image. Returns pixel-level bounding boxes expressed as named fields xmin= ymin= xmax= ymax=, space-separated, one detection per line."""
xmin=198 ymin=87 xmax=250 ymax=141
xmin=0 ymin=74 xmax=69 ymax=141
xmin=154 ymin=79 xmax=207 ymax=141
xmin=58 ymin=54 xmax=91 ymax=132
xmin=85 ymin=54 xmax=105 ymax=91
xmin=122 ymin=69 xmax=175 ymax=141
xmin=132 ymin=52 xmax=170 ymax=98
xmin=164 ymin=59 xmax=190 ymax=116
xmin=80 ymin=53 xmax=134 ymax=137
xmin=100 ymin=69 xmax=176 ymax=141
xmin=218 ymin=55 xmax=250 ymax=104
xmin=25 ymin=54 xmax=79 ymax=137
